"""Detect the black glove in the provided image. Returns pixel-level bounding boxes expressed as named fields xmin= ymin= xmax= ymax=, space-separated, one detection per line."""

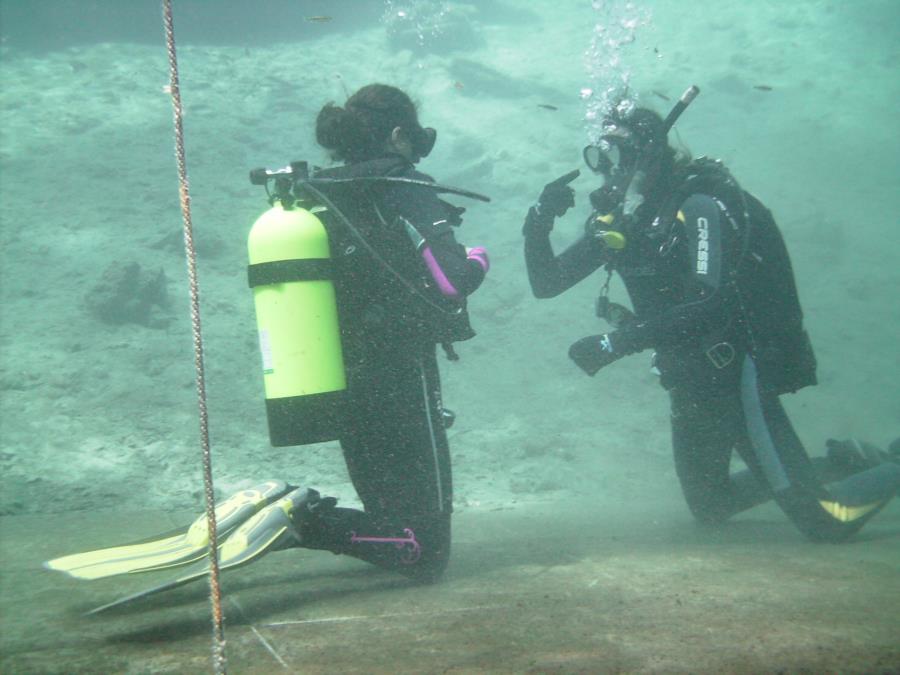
xmin=523 ymin=169 xmax=580 ymax=236
xmin=568 ymin=333 xmax=623 ymax=376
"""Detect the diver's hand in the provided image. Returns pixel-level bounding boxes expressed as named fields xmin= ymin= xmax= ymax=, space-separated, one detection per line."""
xmin=523 ymin=169 xmax=580 ymax=236
xmin=538 ymin=170 xmax=579 ymax=219
xmin=568 ymin=333 xmax=623 ymax=376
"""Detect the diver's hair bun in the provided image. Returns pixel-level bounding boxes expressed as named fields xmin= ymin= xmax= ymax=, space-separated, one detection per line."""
xmin=315 ymin=102 xmax=374 ymax=162
xmin=315 ymin=84 xmax=420 ymax=163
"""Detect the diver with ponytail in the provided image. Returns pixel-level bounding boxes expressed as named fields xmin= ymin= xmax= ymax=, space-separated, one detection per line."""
xmin=280 ymin=83 xmax=490 ymax=581
xmin=43 ymin=84 xmax=492 ymax=609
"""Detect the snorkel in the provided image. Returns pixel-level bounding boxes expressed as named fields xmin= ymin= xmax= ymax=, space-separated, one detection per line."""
xmin=661 ymin=85 xmax=700 ymax=135
xmin=586 ymin=85 xmax=700 ymax=247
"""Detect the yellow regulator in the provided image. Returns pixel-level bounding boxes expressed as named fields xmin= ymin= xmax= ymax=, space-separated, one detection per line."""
xmin=247 ymin=201 xmax=346 ymax=446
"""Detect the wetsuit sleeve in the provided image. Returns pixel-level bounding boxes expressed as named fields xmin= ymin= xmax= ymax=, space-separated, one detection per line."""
xmin=524 ymin=224 xmax=608 ymax=298
xmin=389 ymin=182 xmax=486 ymax=299
xmin=613 ymin=193 xmax=733 ymax=354
xmin=421 ymin=213 xmax=487 ymax=298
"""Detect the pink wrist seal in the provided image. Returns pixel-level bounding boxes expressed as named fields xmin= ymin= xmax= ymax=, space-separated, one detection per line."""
xmin=466 ymin=246 xmax=490 ymax=273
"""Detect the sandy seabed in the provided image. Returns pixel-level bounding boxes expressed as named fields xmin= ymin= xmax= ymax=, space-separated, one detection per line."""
xmin=1 ymin=1 xmax=898 ymax=672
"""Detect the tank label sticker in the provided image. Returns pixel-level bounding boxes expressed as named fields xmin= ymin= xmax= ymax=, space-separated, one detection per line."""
xmin=258 ymin=329 xmax=274 ymax=374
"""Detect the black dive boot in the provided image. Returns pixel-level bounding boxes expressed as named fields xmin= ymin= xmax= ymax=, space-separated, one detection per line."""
xmin=825 ymin=438 xmax=899 ymax=472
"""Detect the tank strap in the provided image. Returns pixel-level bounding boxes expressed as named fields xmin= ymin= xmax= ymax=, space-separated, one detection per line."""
xmin=247 ymin=258 xmax=332 ymax=287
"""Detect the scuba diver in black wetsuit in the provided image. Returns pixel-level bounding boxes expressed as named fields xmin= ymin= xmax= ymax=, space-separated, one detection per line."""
xmin=292 ymin=83 xmax=490 ymax=581
xmin=45 ymin=85 xmax=491 ymax=609
xmin=523 ymin=86 xmax=900 ymax=542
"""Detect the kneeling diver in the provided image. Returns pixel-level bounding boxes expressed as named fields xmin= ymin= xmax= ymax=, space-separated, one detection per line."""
xmin=523 ymin=86 xmax=900 ymax=542
xmin=45 ymin=84 xmax=491 ymax=612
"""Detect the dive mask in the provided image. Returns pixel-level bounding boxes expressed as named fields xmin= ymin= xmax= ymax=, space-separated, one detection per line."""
xmin=584 ymin=128 xmax=643 ymax=217
xmin=582 ymin=126 xmax=641 ymax=182
xmin=411 ymin=126 xmax=437 ymax=161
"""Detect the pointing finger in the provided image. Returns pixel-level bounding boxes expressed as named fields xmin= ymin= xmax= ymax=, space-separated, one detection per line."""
xmin=548 ymin=169 xmax=581 ymax=187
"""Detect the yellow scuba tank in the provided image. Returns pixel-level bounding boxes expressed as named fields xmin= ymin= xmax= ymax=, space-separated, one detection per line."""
xmin=247 ymin=201 xmax=345 ymax=446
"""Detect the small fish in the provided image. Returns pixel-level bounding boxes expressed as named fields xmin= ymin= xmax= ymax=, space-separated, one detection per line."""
xmin=537 ymin=104 xmax=558 ymax=111
xmin=754 ymin=85 xmax=773 ymax=91
xmin=650 ymin=90 xmax=671 ymax=102
xmin=305 ymin=15 xmax=332 ymax=23
xmin=453 ymin=81 xmax=464 ymax=90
